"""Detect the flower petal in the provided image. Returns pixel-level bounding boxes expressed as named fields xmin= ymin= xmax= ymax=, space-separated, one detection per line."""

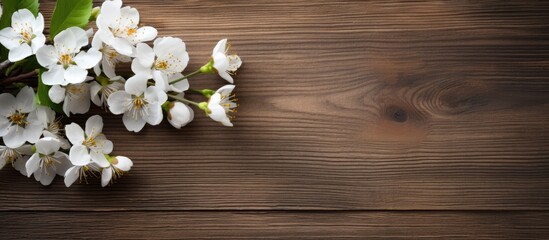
xmin=90 ymin=150 xmax=110 ymax=168
xmin=144 ymin=85 xmax=168 ymax=104
xmin=136 ymin=43 xmax=155 ymax=67
xmin=4 ymin=126 xmax=26 ymax=148
xmin=39 ymin=169 xmax=56 ymax=186
xmin=125 ymin=74 xmax=149 ymax=96
xmin=85 ymin=115 xmax=103 ymax=138
xmin=113 ymin=37 xmax=134 ymax=56
xmin=122 ymin=111 xmax=146 ymax=132
xmin=65 ymin=123 xmax=85 ymax=145
xmin=35 ymin=137 xmax=61 ymax=155
xmin=34 ymin=13 xmax=45 ymax=33
xmin=16 ymin=86 xmax=36 ymax=113
xmin=64 ymin=166 xmax=80 ymax=187
xmin=31 ymin=33 xmax=46 ymax=53
xmin=64 ymin=65 xmax=88 ymax=84
xmin=23 ymin=124 xmax=43 ymax=144
xmin=25 ymin=153 xmax=41 ymax=177
xmin=0 ymin=27 xmax=20 ymax=49
xmin=42 ymin=65 xmax=66 ymax=85
xmin=69 ymin=145 xmax=91 ymax=166
xmin=145 ymin=103 xmax=163 ymax=126
xmin=152 ymin=70 xmax=169 ymax=92
xmin=11 ymin=9 xmax=35 ymax=32
xmin=90 ymin=81 xmax=102 ymax=106
xmin=107 ymin=91 xmax=131 ymax=115
xmin=136 ymin=26 xmax=157 ymax=42
xmin=48 ymin=85 xmax=66 ymax=104
xmin=101 ymin=167 xmax=112 ymax=187
xmin=74 ymin=48 xmax=102 ymax=69
xmin=8 ymin=44 xmax=33 ymax=62
xmin=212 ymin=38 xmax=227 ymax=55
xmin=36 ymin=45 xmax=59 ymax=68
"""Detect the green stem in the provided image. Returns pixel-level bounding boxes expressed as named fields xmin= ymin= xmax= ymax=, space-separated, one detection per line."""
xmin=170 ymin=69 xmax=203 ymax=84
xmin=187 ymin=88 xmax=203 ymax=94
xmin=167 ymin=94 xmax=201 ymax=107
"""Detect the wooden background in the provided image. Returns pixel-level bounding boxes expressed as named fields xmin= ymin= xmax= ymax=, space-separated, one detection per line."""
xmin=2 ymin=0 xmax=549 ymax=239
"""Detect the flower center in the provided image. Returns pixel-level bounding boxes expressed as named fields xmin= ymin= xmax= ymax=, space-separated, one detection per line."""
xmin=132 ymin=96 xmax=146 ymax=109
xmin=68 ymin=85 xmax=83 ymax=95
xmin=20 ymin=30 xmax=33 ymax=43
xmin=59 ymin=54 xmax=73 ymax=68
xmin=220 ymin=93 xmax=239 ymax=120
xmin=82 ymin=137 xmax=97 ymax=148
xmin=126 ymin=28 xmax=137 ymax=36
xmin=9 ymin=111 xmax=28 ymax=127
xmin=154 ymin=60 xmax=169 ymax=70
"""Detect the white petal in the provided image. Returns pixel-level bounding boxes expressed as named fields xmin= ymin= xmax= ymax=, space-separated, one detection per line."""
xmin=85 ymin=115 xmax=103 ymax=138
xmin=74 ymin=48 xmax=102 ymax=69
xmin=122 ymin=111 xmax=147 ymax=132
xmin=0 ymin=27 xmax=21 ymax=49
xmin=64 ymin=166 xmax=80 ymax=187
xmin=215 ymin=84 xmax=236 ymax=96
xmin=67 ymin=92 xmax=91 ymax=115
xmin=152 ymin=70 xmax=169 ymax=92
xmin=136 ymin=43 xmax=155 ymax=67
xmin=0 ymin=93 xmax=16 ymax=117
xmin=153 ymin=37 xmax=184 ymax=59
xmin=98 ymin=0 xmax=122 ymax=28
xmin=35 ymin=137 xmax=61 ymax=155
xmin=131 ymin=58 xmax=152 ymax=76
xmin=12 ymin=9 xmax=36 ymax=32
xmin=125 ymin=74 xmax=149 ymax=96
xmin=34 ymin=13 xmax=45 ymax=33
xmin=136 ymin=26 xmax=157 ymax=42
xmin=48 ymin=85 xmax=66 ymax=104
xmin=90 ymin=82 xmax=102 ymax=106
xmin=218 ymin=71 xmax=234 ymax=83
xmin=0 ymin=118 xmax=10 ymax=136
xmin=107 ymin=91 xmax=131 ymax=115
xmin=4 ymin=126 xmax=26 ymax=148
xmin=212 ymin=39 xmax=227 ymax=55
xmin=90 ymin=150 xmax=110 ymax=168
xmin=168 ymin=102 xmax=192 ymax=129
xmin=31 ymin=34 xmax=46 ymax=53
xmin=42 ymin=65 xmax=66 ymax=85
xmin=102 ymin=58 xmax=116 ymax=78
xmin=8 ymin=44 xmax=32 ymax=62
xmin=113 ymin=37 xmax=134 ymax=56
xmin=39 ymin=169 xmax=56 ymax=186
xmin=69 ymin=145 xmax=91 ymax=166
xmin=114 ymin=156 xmax=133 ymax=171
xmin=25 ymin=154 xmax=41 ymax=177
xmin=169 ymin=77 xmax=189 ymax=93
xmin=36 ymin=45 xmax=59 ymax=68
xmin=145 ymin=103 xmax=163 ymax=126
xmin=101 ymin=167 xmax=112 ymax=187
xmin=23 ymin=124 xmax=44 ymax=144
xmin=95 ymin=136 xmax=113 ymax=154
xmin=96 ymin=28 xmax=115 ymax=46
xmin=16 ymin=86 xmax=36 ymax=113
xmin=145 ymin=85 xmax=168 ymax=104
xmin=65 ymin=123 xmax=85 ymax=145
xmin=64 ymin=65 xmax=88 ymax=84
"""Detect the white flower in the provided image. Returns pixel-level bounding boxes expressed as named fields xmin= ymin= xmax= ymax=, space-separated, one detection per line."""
xmin=0 ymin=144 xmax=32 ymax=171
xmin=90 ymin=76 xmax=124 ymax=108
xmin=0 ymin=9 xmax=46 ymax=62
xmin=211 ymin=39 xmax=242 ymax=83
xmin=132 ymin=37 xmax=189 ymax=92
xmin=0 ymin=86 xmax=44 ymax=148
xmin=96 ymin=0 xmax=157 ymax=56
xmin=101 ymin=155 xmax=133 ymax=187
xmin=36 ymin=27 xmax=102 ymax=86
xmin=65 ymin=115 xmax=113 ymax=169
xmin=92 ymin=35 xmax=131 ymax=78
xmin=34 ymin=106 xmax=71 ymax=149
xmin=48 ymin=82 xmax=91 ymax=116
xmin=63 ymin=164 xmax=99 ymax=187
xmin=25 ymin=137 xmax=70 ymax=186
xmin=107 ymin=75 xmax=167 ymax=132
xmin=167 ymin=101 xmax=194 ymax=129
xmin=207 ymin=85 xmax=237 ymax=127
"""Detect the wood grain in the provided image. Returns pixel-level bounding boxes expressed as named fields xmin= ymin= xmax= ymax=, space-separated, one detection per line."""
xmin=2 ymin=0 xmax=549 ymax=238
xmin=2 ymin=211 xmax=548 ymax=239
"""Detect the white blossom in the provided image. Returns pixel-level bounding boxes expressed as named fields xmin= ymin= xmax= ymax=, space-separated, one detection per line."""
xmin=206 ymin=85 xmax=237 ymax=127
xmin=107 ymin=74 xmax=167 ymax=132
xmin=0 ymin=144 xmax=32 ymax=171
xmin=36 ymin=27 xmax=101 ymax=85
xmin=92 ymin=34 xmax=131 ymax=78
xmin=96 ymin=0 xmax=157 ymax=56
xmin=132 ymin=37 xmax=189 ymax=92
xmin=65 ymin=115 xmax=113 ymax=169
xmin=101 ymin=155 xmax=133 ymax=187
xmin=25 ymin=137 xmax=70 ymax=186
xmin=0 ymin=86 xmax=44 ymax=148
xmin=211 ymin=39 xmax=242 ymax=83
xmin=0 ymin=9 xmax=46 ymax=62
xmin=34 ymin=106 xmax=70 ymax=150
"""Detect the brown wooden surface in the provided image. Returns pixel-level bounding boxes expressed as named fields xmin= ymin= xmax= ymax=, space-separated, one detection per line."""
xmin=2 ymin=0 xmax=549 ymax=239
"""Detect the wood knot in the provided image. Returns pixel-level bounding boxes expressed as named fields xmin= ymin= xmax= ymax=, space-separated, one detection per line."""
xmin=386 ymin=106 xmax=407 ymax=123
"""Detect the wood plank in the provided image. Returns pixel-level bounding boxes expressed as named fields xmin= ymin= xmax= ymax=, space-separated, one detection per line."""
xmin=1 ymin=211 xmax=548 ymax=239
xmin=1 ymin=1 xmax=549 ymax=210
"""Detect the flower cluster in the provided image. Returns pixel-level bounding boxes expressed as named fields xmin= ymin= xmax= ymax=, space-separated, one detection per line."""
xmin=0 ymin=0 xmax=242 ymax=187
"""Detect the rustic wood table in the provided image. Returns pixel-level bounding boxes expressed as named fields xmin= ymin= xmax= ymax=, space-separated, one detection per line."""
xmin=2 ymin=0 xmax=549 ymax=239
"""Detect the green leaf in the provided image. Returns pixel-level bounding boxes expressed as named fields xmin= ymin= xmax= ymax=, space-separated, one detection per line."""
xmin=36 ymin=69 xmax=63 ymax=113
xmin=0 ymin=0 xmax=40 ymax=61
xmin=50 ymin=0 xmax=93 ymax=39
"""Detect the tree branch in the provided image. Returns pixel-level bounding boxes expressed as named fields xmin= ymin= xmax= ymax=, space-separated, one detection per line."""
xmin=1 ymin=70 xmax=38 ymax=86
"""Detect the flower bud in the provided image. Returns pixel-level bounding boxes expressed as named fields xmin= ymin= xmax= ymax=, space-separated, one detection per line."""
xmin=167 ymin=102 xmax=194 ymax=129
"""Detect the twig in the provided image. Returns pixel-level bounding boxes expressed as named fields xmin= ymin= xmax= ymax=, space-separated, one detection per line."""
xmin=1 ymin=70 xmax=38 ymax=86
